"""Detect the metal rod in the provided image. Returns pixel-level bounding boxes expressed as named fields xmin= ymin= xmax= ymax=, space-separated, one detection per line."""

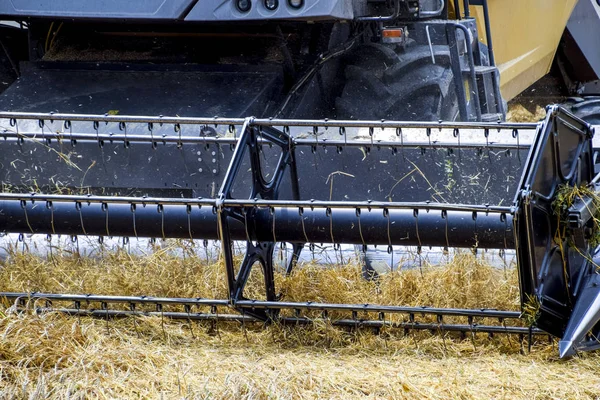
xmin=0 ymin=111 xmax=539 ymax=130
xmin=1 ymin=292 xmax=522 ymax=319
xmin=1 ymin=292 xmax=229 ymax=307
xmin=225 ymin=199 xmax=511 ymax=213
xmin=235 ymin=299 xmax=521 ymax=318
xmin=0 ymin=193 xmax=217 ymax=206
xmin=452 ymin=23 xmax=482 ymax=121
xmin=0 ymin=200 xmax=514 ymax=248
xmin=481 ymin=0 xmax=495 ymax=66
xmin=355 ymin=0 xmax=400 ymax=22
xmin=454 ymin=0 xmax=462 ymax=19
xmin=0 ymin=193 xmax=512 ymax=213
xmin=463 ymin=0 xmax=470 ymax=17
xmin=0 ymin=111 xmax=244 ymax=126
xmin=30 ymin=307 xmax=543 ymax=335
xmin=0 ymin=131 xmax=532 ymax=150
xmin=420 ymin=0 xmax=445 ymax=17
xmin=251 ymin=119 xmax=535 ymax=130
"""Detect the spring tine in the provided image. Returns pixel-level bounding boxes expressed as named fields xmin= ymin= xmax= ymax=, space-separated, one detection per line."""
xmin=324 ymin=204 xmax=341 ymax=265
xmin=175 ymin=123 xmax=182 ymax=149
xmin=472 ymin=211 xmax=479 ymax=255
xmin=130 ymin=302 xmax=141 ymax=338
xmin=20 ymin=200 xmax=34 ymax=234
xmin=528 ymin=326 xmax=533 ymax=353
xmin=356 ymin=208 xmax=367 ymax=254
xmin=102 ymin=301 xmax=109 ymax=333
xmin=148 ymin=122 xmax=157 ymax=149
xmin=453 ymin=128 xmax=461 ymax=162
xmin=442 ymin=209 xmax=450 ymax=258
xmin=501 ymin=212 xmax=508 ymax=271
xmin=203 ymin=239 xmax=210 ymax=266
xmin=186 ymin=204 xmax=194 ymax=241
xmin=75 ymin=300 xmax=81 ymax=325
xmin=76 ymin=201 xmax=87 ymax=235
xmin=64 ymin=120 xmax=76 ymax=146
xmin=46 ymin=234 xmax=56 ymax=264
xmin=413 ymin=209 xmax=424 ymax=276
xmin=70 ymin=235 xmax=80 ymax=258
xmin=38 ymin=118 xmax=45 ymax=138
xmin=46 ymin=201 xmax=56 ymax=235
xmin=426 ymin=127 xmax=435 ymax=160
xmin=271 ymin=206 xmax=277 ymax=243
xmin=10 ymin=117 xmax=19 ymax=137
xmin=212 ymin=305 xmax=222 ymax=340
xmin=384 ymin=207 xmax=393 ymax=268
xmin=119 ymin=121 xmax=130 ymax=148
xmin=413 ymin=209 xmax=422 ymax=250
xmin=93 ymin=120 xmax=103 ymax=147
xmin=157 ymin=204 xmax=166 ymax=240
xmin=101 ymin=202 xmax=110 ymax=237
xmin=298 ymin=207 xmax=309 ymax=244
xmin=128 ymin=203 xmax=137 ymax=238
xmin=184 ymin=304 xmax=196 ymax=339
xmin=512 ymin=128 xmax=521 ymax=163
xmin=468 ymin=315 xmax=477 ymax=350
xmin=484 ymin=127 xmax=491 ymax=161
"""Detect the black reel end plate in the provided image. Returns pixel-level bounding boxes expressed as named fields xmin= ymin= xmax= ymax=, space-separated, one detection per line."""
xmin=514 ymin=105 xmax=600 ymax=356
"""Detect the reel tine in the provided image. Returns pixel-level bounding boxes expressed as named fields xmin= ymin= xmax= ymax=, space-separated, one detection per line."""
xmin=472 ymin=211 xmax=478 ymax=255
xmin=442 ymin=209 xmax=450 ymax=261
xmin=185 ymin=304 xmax=196 ymax=339
xmin=453 ymin=128 xmax=461 ymax=162
xmin=101 ymin=202 xmax=110 ymax=237
xmin=512 ymin=128 xmax=521 ymax=164
xmin=130 ymin=203 xmax=138 ymax=239
xmin=157 ymin=204 xmax=166 ymax=240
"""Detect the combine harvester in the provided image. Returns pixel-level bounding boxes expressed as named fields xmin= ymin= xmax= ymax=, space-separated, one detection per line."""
xmin=0 ymin=0 xmax=598 ymax=358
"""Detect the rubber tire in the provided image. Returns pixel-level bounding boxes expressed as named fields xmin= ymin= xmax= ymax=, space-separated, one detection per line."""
xmin=335 ymin=43 xmax=459 ymax=121
xmin=562 ymin=97 xmax=600 ymax=125
xmin=338 ymin=44 xmax=460 ymax=279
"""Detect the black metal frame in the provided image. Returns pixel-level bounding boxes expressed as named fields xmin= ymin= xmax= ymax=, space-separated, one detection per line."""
xmin=0 ymin=108 xmax=598 ymax=356
xmin=0 ymin=291 xmax=546 ymax=339
xmin=513 ymin=105 xmax=600 ymax=356
xmin=216 ymin=118 xmax=301 ymax=317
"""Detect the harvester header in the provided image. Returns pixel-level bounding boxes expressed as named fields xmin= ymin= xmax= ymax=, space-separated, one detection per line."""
xmin=0 ymin=106 xmax=598 ymax=357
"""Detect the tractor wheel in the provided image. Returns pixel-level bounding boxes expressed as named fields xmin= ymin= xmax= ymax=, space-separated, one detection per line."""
xmin=335 ymin=43 xmax=459 ymax=121
xmin=562 ymin=97 xmax=600 ymax=125
xmin=337 ymin=44 xmax=460 ymax=278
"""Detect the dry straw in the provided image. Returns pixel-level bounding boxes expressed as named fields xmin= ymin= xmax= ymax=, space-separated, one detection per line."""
xmin=1 ymin=242 xmax=599 ymax=398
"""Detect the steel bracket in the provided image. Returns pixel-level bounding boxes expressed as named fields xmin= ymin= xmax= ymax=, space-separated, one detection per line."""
xmin=216 ymin=118 xmax=301 ymax=320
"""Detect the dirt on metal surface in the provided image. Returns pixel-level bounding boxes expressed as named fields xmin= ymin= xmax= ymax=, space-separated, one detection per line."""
xmin=1 ymin=248 xmax=600 ymax=398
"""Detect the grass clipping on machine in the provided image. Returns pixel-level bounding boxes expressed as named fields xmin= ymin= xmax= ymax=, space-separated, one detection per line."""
xmin=0 ymin=246 xmax=599 ymax=399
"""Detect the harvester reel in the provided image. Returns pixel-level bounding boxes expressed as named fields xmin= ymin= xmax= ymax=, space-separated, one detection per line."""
xmin=1 ymin=106 xmax=599 ymax=357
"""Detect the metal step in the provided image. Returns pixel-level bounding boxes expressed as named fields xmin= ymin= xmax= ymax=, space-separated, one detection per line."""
xmin=463 ymin=65 xmax=503 ymax=118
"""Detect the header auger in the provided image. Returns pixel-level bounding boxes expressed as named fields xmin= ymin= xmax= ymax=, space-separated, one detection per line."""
xmin=0 ymin=105 xmax=598 ymax=358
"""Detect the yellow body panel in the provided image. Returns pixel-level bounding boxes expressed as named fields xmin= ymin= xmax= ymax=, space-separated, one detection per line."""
xmin=450 ymin=0 xmax=578 ymax=100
